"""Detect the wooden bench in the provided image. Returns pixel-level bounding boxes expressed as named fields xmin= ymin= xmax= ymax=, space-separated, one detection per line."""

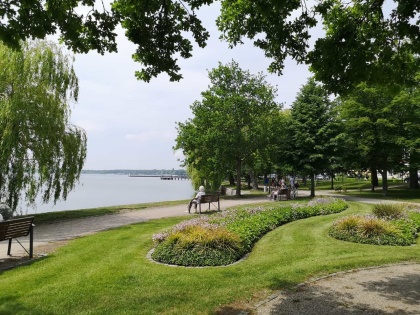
xmin=277 ymin=189 xmax=290 ymax=201
xmin=0 ymin=217 xmax=35 ymax=258
xmin=197 ymin=194 xmax=220 ymax=214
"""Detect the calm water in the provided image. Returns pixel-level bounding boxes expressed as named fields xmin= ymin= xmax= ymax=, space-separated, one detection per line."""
xmin=22 ymin=174 xmax=195 ymax=214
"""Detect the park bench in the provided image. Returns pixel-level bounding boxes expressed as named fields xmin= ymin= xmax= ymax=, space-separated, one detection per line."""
xmin=277 ymin=189 xmax=290 ymax=201
xmin=0 ymin=217 xmax=35 ymax=258
xmin=197 ymin=194 xmax=220 ymax=214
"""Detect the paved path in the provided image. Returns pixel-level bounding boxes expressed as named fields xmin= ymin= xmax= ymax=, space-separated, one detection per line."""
xmin=255 ymin=263 xmax=420 ymax=315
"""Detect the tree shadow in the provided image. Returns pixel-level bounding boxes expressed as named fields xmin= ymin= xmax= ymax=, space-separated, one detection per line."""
xmin=263 ymin=273 xmax=420 ymax=315
xmin=0 ymin=295 xmax=52 ymax=315
xmin=364 ymin=273 xmax=420 ymax=306
xmin=0 ymin=254 xmax=49 ymax=273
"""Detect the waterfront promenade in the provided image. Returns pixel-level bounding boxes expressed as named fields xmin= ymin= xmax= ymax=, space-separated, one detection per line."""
xmin=0 ymin=195 xmax=271 ymax=260
xmin=1 ymin=191 xmax=419 ymax=314
xmin=0 ymin=190 xmax=412 ymax=260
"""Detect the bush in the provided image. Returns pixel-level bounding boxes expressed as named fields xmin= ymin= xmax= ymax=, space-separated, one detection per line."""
xmin=329 ymin=203 xmax=420 ymax=246
xmin=152 ymin=197 xmax=348 ymax=267
xmin=0 ymin=203 xmax=13 ymax=220
xmin=152 ymin=225 xmax=244 ymax=266
xmin=333 ymin=215 xmax=362 ymax=233
xmin=408 ymin=209 xmax=420 ymax=231
xmin=372 ymin=203 xmax=406 ymax=220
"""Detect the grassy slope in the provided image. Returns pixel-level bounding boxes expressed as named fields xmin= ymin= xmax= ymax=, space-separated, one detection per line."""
xmin=1 ymin=202 xmax=419 ymax=314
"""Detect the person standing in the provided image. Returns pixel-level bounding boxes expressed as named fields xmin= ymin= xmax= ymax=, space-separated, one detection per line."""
xmin=187 ymin=186 xmax=206 ymax=213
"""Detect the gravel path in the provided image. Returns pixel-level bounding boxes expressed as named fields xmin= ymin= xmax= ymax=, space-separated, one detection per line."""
xmin=1 ymin=192 xmax=419 ymax=314
xmin=255 ymin=263 xmax=420 ymax=315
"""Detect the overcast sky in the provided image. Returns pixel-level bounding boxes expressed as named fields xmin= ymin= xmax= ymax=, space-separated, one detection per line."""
xmin=70 ymin=3 xmax=317 ymax=170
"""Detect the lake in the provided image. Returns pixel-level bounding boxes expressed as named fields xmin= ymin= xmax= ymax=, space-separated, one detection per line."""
xmin=21 ymin=174 xmax=195 ymax=214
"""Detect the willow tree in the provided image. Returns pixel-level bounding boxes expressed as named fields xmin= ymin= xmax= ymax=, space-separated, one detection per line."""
xmin=0 ymin=41 xmax=87 ymax=212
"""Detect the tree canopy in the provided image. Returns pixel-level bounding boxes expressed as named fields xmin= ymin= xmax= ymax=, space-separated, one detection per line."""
xmin=288 ymin=78 xmax=341 ymax=197
xmin=1 ymin=1 xmax=419 ymax=87
xmin=174 ymin=60 xmax=280 ymax=195
xmin=339 ymin=82 xmax=420 ymax=192
xmin=0 ymin=40 xmax=87 ymax=212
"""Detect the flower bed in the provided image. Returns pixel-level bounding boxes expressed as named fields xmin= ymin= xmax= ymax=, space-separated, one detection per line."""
xmin=151 ymin=197 xmax=348 ymax=267
xmin=329 ymin=204 xmax=420 ymax=246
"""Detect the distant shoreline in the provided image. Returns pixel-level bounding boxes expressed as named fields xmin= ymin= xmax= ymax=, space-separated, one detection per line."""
xmin=82 ymin=169 xmax=187 ymax=176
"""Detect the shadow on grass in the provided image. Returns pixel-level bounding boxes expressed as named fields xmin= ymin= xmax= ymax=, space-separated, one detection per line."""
xmin=0 ymin=254 xmax=50 ymax=273
xmin=0 ymin=295 xmax=50 ymax=315
xmin=214 ymin=305 xmax=254 ymax=315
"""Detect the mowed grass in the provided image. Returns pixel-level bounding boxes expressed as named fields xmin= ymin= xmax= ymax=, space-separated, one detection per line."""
xmin=1 ymin=202 xmax=419 ymax=315
xmin=304 ymin=178 xmax=420 ymax=202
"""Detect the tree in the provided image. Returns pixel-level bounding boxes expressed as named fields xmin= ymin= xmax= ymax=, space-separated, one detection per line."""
xmin=2 ymin=1 xmax=419 ymax=86
xmin=288 ymin=78 xmax=341 ymax=197
xmin=0 ymin=41 xmax=87 ymax=212
xmin=0 ymin=0 xmax=209 ymax=82
xmin=174 ymin=60 xmax=280 ymax=196
xmin=339 ymin=83 xmax=407 ymax=194
xmin=389 ymin=83 xmax=420 ymax=189
xmin=217 ymin=0 xmax=420 ymax=94
xmin=309 ymin=0 xmax=420 ymax=95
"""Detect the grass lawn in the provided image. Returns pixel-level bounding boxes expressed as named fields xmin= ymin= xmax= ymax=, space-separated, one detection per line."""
xmin=1 ymin=201 xmax=419 ymax=314
xmin=298 ymin=178 xmax=420 ymax=202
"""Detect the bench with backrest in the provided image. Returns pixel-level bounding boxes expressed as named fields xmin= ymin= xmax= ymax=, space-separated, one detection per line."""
xmin=0 ymin=216 xmax=35 ymax=258
xmin=197 ymin=194 xmax=220 ymax=214
xmin=277 ymin=188 xmax=290 ymax=201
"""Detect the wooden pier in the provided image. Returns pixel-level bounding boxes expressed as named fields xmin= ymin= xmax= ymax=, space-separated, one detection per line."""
xmin=160 ymin=175 xmax=189 ymax=180
xmin=128 ymin=174 xmax=188 ymax=180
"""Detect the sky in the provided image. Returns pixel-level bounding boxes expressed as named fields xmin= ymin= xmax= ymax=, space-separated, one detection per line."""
xmin=69 ymin=3 xmax=317 ymax=170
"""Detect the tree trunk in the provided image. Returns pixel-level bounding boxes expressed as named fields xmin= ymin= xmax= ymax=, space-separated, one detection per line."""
xmin=380 ymin=169 xmax=388 ymax=196
xmin=245 ymin=174 xmax=251 ymax=189
xmin=229 ymin=173 xmax=235 ymax=186
xmin=330 ymin=172 xmax=334 ymax=189
xmin=310 ymin=173 xmax=315 ymax=197
xmin=249 ymin=169 xmax=258 ymax=190
xmin=370 ymin=168 xmax=379 ymax=191
xmin=409 ymin=168 xmax=419 ymax=189
xmin=236 ymin=159 xmax=241 ymax=196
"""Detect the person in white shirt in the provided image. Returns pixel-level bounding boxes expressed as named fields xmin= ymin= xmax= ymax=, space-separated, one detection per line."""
xmin=187 ymin=186 xmax=206 ymax=213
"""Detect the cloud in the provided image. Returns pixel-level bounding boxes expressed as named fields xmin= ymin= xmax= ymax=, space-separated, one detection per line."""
xmin=125 ymin=130 xmax=175 ymax=142
xmin=66 ymin=2 xmax=327 ymax=170
xmin=74 ymin=120 xmax=104 ymax=132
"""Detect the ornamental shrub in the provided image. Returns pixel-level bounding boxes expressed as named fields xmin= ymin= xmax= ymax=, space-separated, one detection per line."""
xmin=372 ymin=203 xmax=406 ymax=220
xmin=329 ymin=203 xmax=420 ymax=246
xmin=152 ymin=197 xmax=348 ymax=267
xmin=152 ymin=225 xmax=244 ymax=266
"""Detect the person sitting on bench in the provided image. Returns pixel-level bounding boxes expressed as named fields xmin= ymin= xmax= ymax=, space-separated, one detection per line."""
xmin=187 ymin=186 xmax=205 ymax=213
